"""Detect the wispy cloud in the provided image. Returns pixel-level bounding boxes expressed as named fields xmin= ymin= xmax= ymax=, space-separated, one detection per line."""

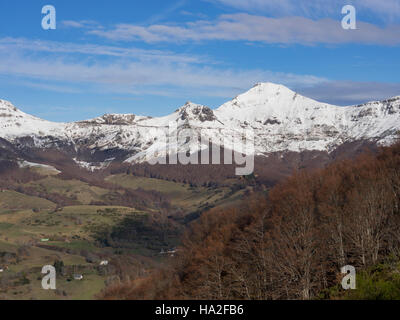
xmin=0 ymin=35 xmax=398 ymax=107
xmin=8 ymin=80 xmax=84 ymax=94
xmin=2 ymin=47 xmax=398 ymax=106
xmin=62 ymin=20 xmax=101 ymax=29
xmin=146 ymin=0 xmax=187 ymax=24
xmin=300 ymin=81 xmax=400 ymax=105
xmin=0 ymin=38 xmax=205 ymax=64
xmin=0 ymin=52 xmax=327 ymax=97
xmin=208 ymin=0 xmax=400 ymax=22
xmin=0 ymin=37 xmax=327 ymax=98
xmin=87 ymin=13 xmax=400 ymax=45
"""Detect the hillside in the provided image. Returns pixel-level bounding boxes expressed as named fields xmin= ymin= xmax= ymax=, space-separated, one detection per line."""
xmin=0 ymin=83 xmax=399 ymax=300
xmin=0 ymin=161 xmax=247 ymax=300
xmin=100 ymin=141 xmax=400 ymax=300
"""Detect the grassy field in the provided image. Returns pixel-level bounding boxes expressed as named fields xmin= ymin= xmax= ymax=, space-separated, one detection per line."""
xmin=106 ymin=174 xmax=237 ymax=211
xmin=0 ymin=205 xmax=144 ymax=244
xmin=0 ymin=170 xmax=245 ymax=300
xmin=25 ymin=177 xmax=110 ymax=205
xmin=0 ymin=243 xmax=106 ymax=300
xmin=0 ymin=202 xmax=146 ymax=299
xmin=0 ymin=190 xmax=56 ymax=213
xmin=29 ymin=166 xmax=60 ymax=177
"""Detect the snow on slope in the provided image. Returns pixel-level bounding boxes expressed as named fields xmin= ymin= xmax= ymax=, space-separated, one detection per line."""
xmin=0 ymin=99 xmax=65 ymax=142
xmin=0 ymin=83 xmax=399 ymax=166
xmin=215 ymin=83 xmax=400 ymax=154
xmin=18 ymin=160 xmax=61 ymax=174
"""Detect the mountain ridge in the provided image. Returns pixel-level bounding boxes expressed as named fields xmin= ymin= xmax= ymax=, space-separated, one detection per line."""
xmin=1 ymin=83 xmax=399 ymax=170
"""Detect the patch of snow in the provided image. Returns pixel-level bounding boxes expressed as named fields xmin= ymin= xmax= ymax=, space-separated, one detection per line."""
xmin=72 ymin=158 xmax=112 ymax=172
xmin=18 ymin=160 xmax=61 ymax=173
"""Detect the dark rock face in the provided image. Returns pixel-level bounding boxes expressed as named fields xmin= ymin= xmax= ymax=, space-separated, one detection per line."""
xmin=0 ymin=138 xmax=19 ymax=161
xmin=195 ymin=106 xmax=217 ymax=122
xmin=264 ymin=118 xmax=282 ymax=125
xmin=179 ymin=104 xmax=217 ymax=122
xmin=180 ymin=109 xmax=189 ymax=121
xmin=80 ymin=114 xmax=137 ymax=125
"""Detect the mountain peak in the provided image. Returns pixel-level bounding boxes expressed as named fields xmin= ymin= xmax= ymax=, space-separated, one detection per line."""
xmin=181 ymin=101 xmax=202 ymax=110
xmin=232 ymin=82 xmax=299 ymax=106
xmin=79 ymin=113 xmax=138 ymax=125
xmin=248 ymin=82 xmax=296 ymax=97
xmin=177 ymin=102 xmax=217 ymax=123
xmin=217 ymin=82 xmax=302 ymax=116
xmin=253 ymin=82 xmax=289 ymax=89
xmin=0 ymin=99 xmax=19 ymax=113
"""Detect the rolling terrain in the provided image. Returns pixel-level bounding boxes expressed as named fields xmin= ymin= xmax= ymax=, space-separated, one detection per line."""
xmin=0 ymin=83 xmax=399 ymax=300
xmin=0 ymin=163 xmax=247 ymax=299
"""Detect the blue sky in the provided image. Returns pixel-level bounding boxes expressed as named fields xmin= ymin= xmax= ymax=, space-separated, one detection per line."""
xmin=0 ymin=0 xmax=399 ymax=121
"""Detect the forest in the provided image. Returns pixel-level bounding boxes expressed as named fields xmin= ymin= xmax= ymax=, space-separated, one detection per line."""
xmin=101 ymin=141 xmax=400 ymax=300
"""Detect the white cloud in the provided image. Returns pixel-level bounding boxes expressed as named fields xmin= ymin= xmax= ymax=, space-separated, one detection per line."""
xmin=0 ymin=38 xmax=327 ymax=98
xmin=88 ymin=13 xmax=400 ymax=45
xmin=208 ymin=0 xmax=400 ymax=21
xmin=5 ymin=47 xmax=398 ymax=106
xmin=0 ymin=37 xmax=204 ymax=64
xmin=0 ymin=51 xmax=326 ymax=97
xmin=0 ymin=37 xmax=398 ymax=106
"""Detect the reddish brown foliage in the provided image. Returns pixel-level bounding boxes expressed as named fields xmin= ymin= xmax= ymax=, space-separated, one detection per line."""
xmin=100 ymin=142 xmax=400 ymax=300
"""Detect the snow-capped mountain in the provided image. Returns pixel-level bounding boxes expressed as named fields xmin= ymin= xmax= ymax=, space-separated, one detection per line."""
xmin=0 ymin=82 xmax=399 ymax=170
